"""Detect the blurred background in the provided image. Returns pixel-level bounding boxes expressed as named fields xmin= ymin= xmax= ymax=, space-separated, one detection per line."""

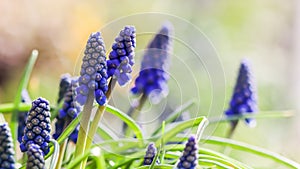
xmin=0 ymin=0 xmax=299 ymax=167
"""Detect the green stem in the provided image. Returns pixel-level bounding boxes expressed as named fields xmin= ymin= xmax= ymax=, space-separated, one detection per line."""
xmin=55 ymin=119 xmax=71 ymax=169
xmin=124 ymin=94 xmax=147 ymax=136
xmin=10 ymin=50 xmax=38 ymax=153
xmin=80 ymin=79 xmax=116 ymax=168
xmin=227 ymin=120 xmax=239 ymax=139
xmin=74 ymin=91 xmax=95 ymax=169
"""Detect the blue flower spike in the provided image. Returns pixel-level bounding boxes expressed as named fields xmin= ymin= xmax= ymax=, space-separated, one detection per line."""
xmin=131 ymin=23 xmax=173 ymax=102
xmin=107 ymin=26 xmax=136 ymax=86
xmin=18 ymin=89 xmax=32 ymax=143
xmin=57 ymin=74 xmax=72 ymax=104
xmin=225 ymin=59 xmax=258 ymax=128
xmin=76 ymin=32 xmax=108 ymax=106
xmin=54 ymin=78 xmax=81 ymax=143
xmin=176 ymin=135 xmax=198 ymax=169
xmin=0 ymin=123 xmax=15 ymax=169
xmin=26 ymin=144 xmax=45 ymax=169
xmin=20 ymin=97 xmax=51 ymax=155
xmin=143 ymin=142 xmax=159 ymax=165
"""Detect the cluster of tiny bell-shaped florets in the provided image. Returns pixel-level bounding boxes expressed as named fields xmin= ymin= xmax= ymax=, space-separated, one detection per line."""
xmin=225 ymin=59 xmax=258 ymax=127
xmin=26 ymin=144 xmax=45 ymax=169
xmin=20 ymin=97 xmax=51 ymax=155
xmin=57 ymin=74 xmax=72 ymax=104
xmin=107 ymin=26 xmax=136 ymax=86
xmin=76 ymin=32 xmax=108 ymax=106
xmin=176 ymin=135 xmax=198 ymax=169
xmin=18 ymin=89 xmax=32 ymax=143
xmin=131 ymin=23 xmax=173 ymax=100
xmin=143 ymin=142 xmax=159 ymax=165
xmin=53 ymin=77 xmax=81 ymax=143
xmin=0 ymin=123 xmax=15 ymax=169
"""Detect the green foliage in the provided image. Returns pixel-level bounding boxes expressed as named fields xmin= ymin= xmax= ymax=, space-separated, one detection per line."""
xmin=0 ymin=36 xmax=299 ymax=169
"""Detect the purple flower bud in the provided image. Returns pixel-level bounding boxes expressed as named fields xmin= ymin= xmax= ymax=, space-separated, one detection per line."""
xmin=131 ymin=23 xmax=173 ymax=101
xmin=18 ymin=89 xmax=32 ymax=143
xmin=53 ymin=78 xmax=81 ymax=143
xmin=107 ymin=26 xmax=136 ymax=86
xmin=57 ymin=74 xmax=72 ymax=104
xmin=143 ymin=143 xmax=159 ymax=165
xmin=26 ymin=144 xmax=45 ymax=169
xmin=0 ymin=123 xmax=15 ymax=169
xmin=76 ymin=32 xmax=108 ymax=106
xmin=225 ymin=59 xmax=258 ymax=127
xmin=20 ymin=97 xmax=51 ymax=155
xmin=176 ymin=135 xmax=198 ymax=169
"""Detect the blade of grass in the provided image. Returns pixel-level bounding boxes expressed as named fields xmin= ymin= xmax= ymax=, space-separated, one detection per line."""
xmin=160 ymin=121 xmax=166 ymax=164
xmin=151 ymin=100 xmax=195 ymax=136
xmin=97 ymin=124 xmax=119 ymax=140
xmin=163 ymin=144 xmax=252 ymax=169
xmin=149 ymin=145 xmax=161 ymax=169
xmin=209 ymin=110 xmax=294 ymax=123
xmin=205 ymin=136 xmax=300 ymax=168
xmin=50 ymin=139 xmax=60 ymax=169
xmin=106 ymin=105 xmax=144 ymax=141
xmin=135 ymin=164 xmax=173 ymax=169
xmin=154 ymin=117 xmax=207 ymax=145
xmin=10 ymin=50 xmax=39 ymax=150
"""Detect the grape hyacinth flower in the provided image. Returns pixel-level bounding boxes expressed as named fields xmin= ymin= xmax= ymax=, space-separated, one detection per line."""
xmin=76 ymin=32 xmax=108 ymax=106
xmin=57 ymin=74 xmax=72 ymax=104
xmin=20 ymin=97 xmax=51 ymax=155
xmin=53 ymin=78 xmax=81 ymax=143
xmin=131 ymin=23 xmax=173 ymax=101
xmin=26 ymin=144 xmax=45 ymax=169
xmin=107 ymin=26 xmax=136 ymax=86
xmin=18 ymin=89 xmax=32 ymax=143
xmin=225 ymin=59 xmax=258 ymax=128
xmin=0 ymin=123 xmax=15 ymax=169
xmin=143 ymin=143 xmax=159 ymax=165
xmin=176 ymin=135 xmax=198 ymax=169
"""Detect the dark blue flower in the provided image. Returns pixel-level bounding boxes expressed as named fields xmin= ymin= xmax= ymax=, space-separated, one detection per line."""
xmin=18 ymin=89 xmax=32 ymax=143
xmin=20 ymin=97 xmax=51 ymax=155
xmin=76 ymin=32 xmax=108 ymax=106
xmin=107 ymin=26 xmax=136 ymax=86
xmin=0 ymin=123 xmax=15 ymax=169
xmin=57 ymin=74 xmax=72 ymax=104
xmin=143 ymin=142 xmax=159 ymax=165
xmin=131 ymin=23 xmax=173 ymax=100
xmin=225 ymin=59 xmax=258 ymax=127
xmin=53 ymin=78 xmax=81 ymax=143
xmin=176 ymin=135 xmax=198 ymax=169
xmin=26 ymin=144 xmax=45 ymax=169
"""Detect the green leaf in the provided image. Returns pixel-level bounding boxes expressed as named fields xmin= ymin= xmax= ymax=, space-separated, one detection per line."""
xmin=135 ymin=164 xmax=174 ymax=169
xmin=151 ymin=100 xmax=195 ymax=136
xmin=149 ymin=145 xmax=161 ymax=169
xmin=0 ymin=103 xmax=56 ymax=113
xmin=154 ymin=117 xmax=207 ymax=145
xmin=106 ymin=105 xmax=144 ymax=141
xmin=206 ymin=136 xmax=300 ymax=168
xmin=97 ymin=124 xmax=119 ymax=140
xmin=209 ymin=110 xmax=294 ymax=123
xmin=49 ymin=139 xmax=60 ymax=169
xmin=10 ymin=50 xmax=39 ymax=150
xmin=164 ymin=152 xmax=240 ymax=169
xmin=66 ymin=151 xmax=91 ymax=169
xmin=160 ymin=121 xmax=166 ymax=164
xmin=95 ymin=139 xmax=145 ymax=154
